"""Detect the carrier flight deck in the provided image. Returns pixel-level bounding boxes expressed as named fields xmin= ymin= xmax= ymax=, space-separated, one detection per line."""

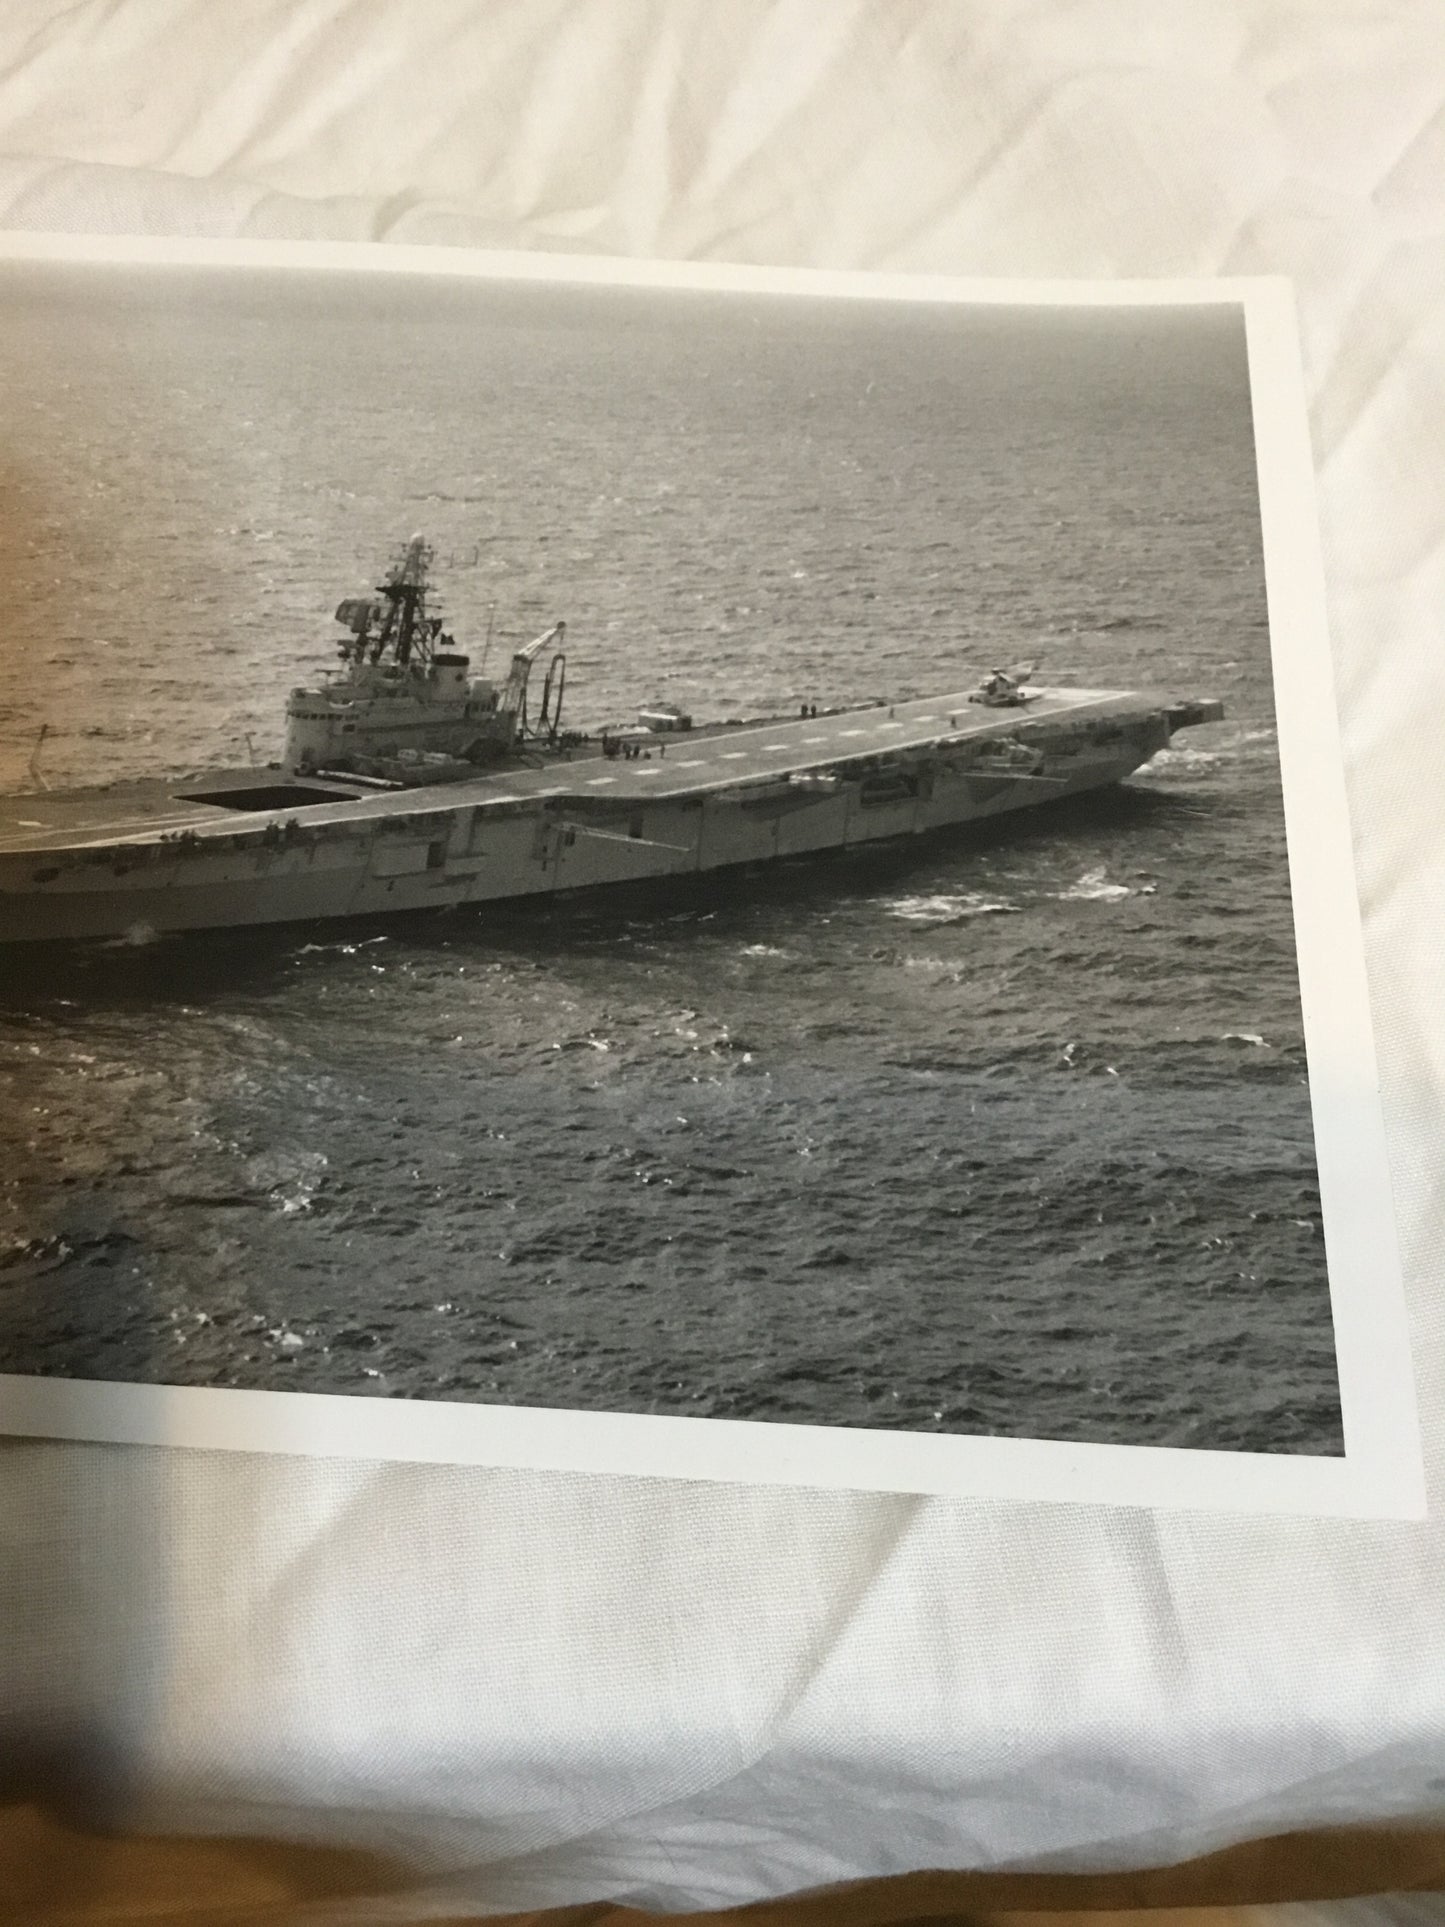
xmin=0 ymin=535 xmax=1223 ymax=943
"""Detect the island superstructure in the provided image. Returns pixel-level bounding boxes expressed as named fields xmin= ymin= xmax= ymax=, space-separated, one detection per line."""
xmin=0 ymin=536 xmax=1223 ymax=944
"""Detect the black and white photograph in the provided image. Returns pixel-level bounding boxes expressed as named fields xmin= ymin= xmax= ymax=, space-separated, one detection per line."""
xmin=0 ymin=242 xmax=1420 ymax=1512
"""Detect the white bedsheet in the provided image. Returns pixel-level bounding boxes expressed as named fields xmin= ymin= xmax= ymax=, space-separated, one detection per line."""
xmin=1 ymin=2 xmax=1443 ymax=1914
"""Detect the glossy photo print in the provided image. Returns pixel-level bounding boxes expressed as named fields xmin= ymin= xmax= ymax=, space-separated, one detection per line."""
xmin=0 ymin=238 xmax=1422 ymax=1516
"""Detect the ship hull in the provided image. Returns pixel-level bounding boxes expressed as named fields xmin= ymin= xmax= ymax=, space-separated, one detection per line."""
xmin=0 ymin=689 xmax=1219 ymax=945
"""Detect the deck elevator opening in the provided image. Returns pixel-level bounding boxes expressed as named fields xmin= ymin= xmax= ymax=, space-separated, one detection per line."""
xmin=174 ymin=783 xmax=357 ymax=811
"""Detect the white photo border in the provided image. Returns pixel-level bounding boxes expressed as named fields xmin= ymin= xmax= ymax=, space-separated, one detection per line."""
xmin=0 ymin=233 xmax=1424 ymax=1521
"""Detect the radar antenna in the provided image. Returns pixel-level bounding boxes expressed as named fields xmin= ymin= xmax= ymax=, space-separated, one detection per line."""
xmin=333 ymin=534 xmax=446 ymax=668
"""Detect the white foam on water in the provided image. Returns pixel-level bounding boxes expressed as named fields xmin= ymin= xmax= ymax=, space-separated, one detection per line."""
xmin=255 ymin=1147 xmax=330 ymax=1215
xmin=101 ymin=921 xmax=160 ymax=949
xmin=1057 ymin=867 xmax=1131 ymax=903
xmin=885 ymin=892 xmax=1019 ymax=925
xmin=1140 ymin=745 xmax=1223 ymax=771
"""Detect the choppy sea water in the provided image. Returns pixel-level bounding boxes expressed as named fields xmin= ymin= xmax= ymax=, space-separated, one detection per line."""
xmin=0 ymin=271 xmax=1341 ymax=1452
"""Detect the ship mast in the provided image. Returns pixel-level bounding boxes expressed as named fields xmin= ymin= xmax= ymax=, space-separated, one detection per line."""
xmin=372 ymin=533 xmax=435 ymax=667
xmin=332 ymin=534 xmax=445 ymax=669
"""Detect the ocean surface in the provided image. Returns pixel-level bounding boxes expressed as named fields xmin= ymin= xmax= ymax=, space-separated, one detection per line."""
xmin=0 ymin=269 xmax=1341 ymax=1453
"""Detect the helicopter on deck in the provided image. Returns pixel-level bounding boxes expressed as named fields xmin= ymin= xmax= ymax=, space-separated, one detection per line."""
xmin=968 ymin=661 xmax=1040 ymax=709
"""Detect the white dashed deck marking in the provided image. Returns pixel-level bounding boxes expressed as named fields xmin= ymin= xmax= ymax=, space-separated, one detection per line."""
xmin=17 ymin=808 xmax=206 ymax=841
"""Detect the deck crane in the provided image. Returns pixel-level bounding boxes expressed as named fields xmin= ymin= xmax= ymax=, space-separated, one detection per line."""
xmin=495 ymin=622 xmax=567 ymax=747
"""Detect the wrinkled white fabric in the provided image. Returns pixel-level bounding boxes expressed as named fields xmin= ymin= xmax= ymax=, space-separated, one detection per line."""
xmin=0 ymin=1 xmax=1443 ymax=1914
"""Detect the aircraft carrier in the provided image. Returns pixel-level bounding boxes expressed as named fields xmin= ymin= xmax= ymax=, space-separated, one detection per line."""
xmin=0 ymin=537 xmax=1223 ymax=945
